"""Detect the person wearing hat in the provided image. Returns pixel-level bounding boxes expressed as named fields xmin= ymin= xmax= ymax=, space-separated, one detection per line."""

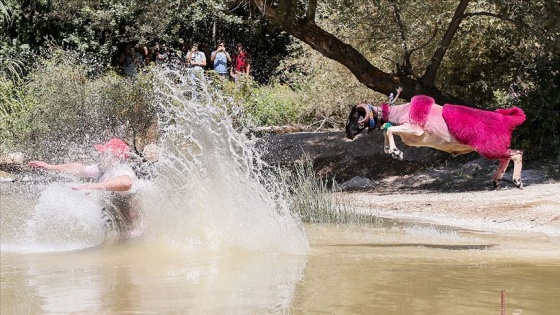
xmin=28 ymin=138 xmax=143 ymax=242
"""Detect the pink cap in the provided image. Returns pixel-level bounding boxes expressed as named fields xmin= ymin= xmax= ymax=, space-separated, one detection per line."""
xmin=94 ymin=138 xmax=131 ymax=159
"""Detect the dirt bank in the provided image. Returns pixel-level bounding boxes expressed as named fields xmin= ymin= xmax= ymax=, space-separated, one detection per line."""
xmin=339 ymin=181 xmax=560 ymax=239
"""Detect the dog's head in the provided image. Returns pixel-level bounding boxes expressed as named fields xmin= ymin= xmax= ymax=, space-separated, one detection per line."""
xmin=346 ymin=104 xmax=368 ymax=140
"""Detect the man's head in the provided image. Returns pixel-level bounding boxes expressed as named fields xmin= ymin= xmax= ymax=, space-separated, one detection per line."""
xmin=191 ymin=42 xmax=199 ymax=52
xmin=95 ymin=138 xmax=131 ymax=159
xmin=236 ymin=43 xmax=243 ymax=53
xmin=216 ymin=40 xmax=225 ymax=51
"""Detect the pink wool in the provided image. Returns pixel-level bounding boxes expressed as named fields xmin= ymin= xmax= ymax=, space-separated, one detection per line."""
xmin=442 ymin=104 xmax=526 ymax=159
xmin=409 ymin=95 xmax=435 ymax=126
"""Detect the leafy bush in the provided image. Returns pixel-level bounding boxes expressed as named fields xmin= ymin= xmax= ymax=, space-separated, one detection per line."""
xmin=2 ymin=50 xmax=158 ymax=160
xmin=220 ymin=78 xmax=302 ymax=127
xmin=0 ymin=78 xmax=36 ymax=152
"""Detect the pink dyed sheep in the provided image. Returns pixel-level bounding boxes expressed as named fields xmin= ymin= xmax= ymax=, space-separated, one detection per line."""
xmin=345 ymin=95 xmax=526 ymax=189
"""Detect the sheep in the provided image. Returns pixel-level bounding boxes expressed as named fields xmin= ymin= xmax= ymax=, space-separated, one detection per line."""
xmin=345 ymin=95 xmax=526 ymax=189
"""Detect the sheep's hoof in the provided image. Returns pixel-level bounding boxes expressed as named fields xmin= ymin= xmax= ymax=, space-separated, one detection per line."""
xmin=513 ymin=178 xmax=523 ymax=189
xmin=391 ymin=150 xmax=403 ymax=160
xmin=493 ymin=180 xmax=501 ymax=190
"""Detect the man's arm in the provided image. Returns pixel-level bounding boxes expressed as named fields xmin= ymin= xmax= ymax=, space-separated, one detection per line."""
xmin=72 ymin=175 xmax=133 ymax=192
xmin=29 ymin=161 xmax=88 ymax=175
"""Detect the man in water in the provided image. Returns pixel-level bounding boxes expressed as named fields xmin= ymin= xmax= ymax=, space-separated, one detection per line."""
xmin=28 ymin=138 xmax=143 ymax=242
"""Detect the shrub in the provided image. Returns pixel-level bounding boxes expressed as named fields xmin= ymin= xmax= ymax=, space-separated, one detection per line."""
xmin=0 ymin=78 xmax=36 ymax=152
xmin=3 ymin=50 xmax=158 ymax=159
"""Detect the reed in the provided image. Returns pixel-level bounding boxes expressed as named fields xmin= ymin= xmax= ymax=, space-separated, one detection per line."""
xmin=281 ymin=156 xmax=381 ymax=225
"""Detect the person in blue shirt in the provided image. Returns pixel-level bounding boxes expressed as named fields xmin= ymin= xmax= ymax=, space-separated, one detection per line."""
xmin=210 ymin=40 xmax=232 ymax=80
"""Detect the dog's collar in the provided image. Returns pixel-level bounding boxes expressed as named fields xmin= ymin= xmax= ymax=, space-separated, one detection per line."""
xmin=367 ymin=104 xmax=376 ymax=129
xmin=370 ymin=104 xmax=390 ymax=130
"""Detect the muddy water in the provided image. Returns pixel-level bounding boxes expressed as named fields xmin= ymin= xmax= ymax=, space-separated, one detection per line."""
xmin=2 ymin=195 xmax=559 ymax=315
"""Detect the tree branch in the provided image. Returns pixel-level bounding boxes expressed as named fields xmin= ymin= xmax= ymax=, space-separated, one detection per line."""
xmin=250 ymin=0 xmax=463 ymax=104
xmin=306 ymin=0 xmax=317 ymax=22
xmin=391 ymin=3 xmax=414 ymax=77
xmin=421 ymin=0 xmax=470 ymax=86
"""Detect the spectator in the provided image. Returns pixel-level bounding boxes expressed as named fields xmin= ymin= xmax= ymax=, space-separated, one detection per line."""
xmin=156 ymin=44 xmax=169 ymax=65
xmin=231 ymin=43 xmax=251 ymax=81
xmin=186 ymin=42 xmax=207 ymax=70
xmin=180 ymin=42 xmax=190 ymax=67
xmin=141 ymin=46 xmax=150 ymax=67
xmin=119 ymin=43 xmax=142 ymax=77
xmin=210 ymin=40 xmax=231 ymax=80
xmin=145 ymin=47 xmax=155 ymax=66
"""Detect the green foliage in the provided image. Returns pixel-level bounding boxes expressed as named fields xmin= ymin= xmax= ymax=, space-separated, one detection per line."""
xmin=0 ymin=78 xmax=36 ymax=152
xmin=282 ymin=156 xmax=381 ymax=225
xmin=237 ymin=82 xmax=302 ymax=127
xmin=3 ymin=49 xmax=158 ymax=159
xmin=515 ymin=56 xmax=560 ymax=161
xmin=1 ymin=0 xmax=292 ymax=83
xmin=1 ymin=0 xmax=559 ymax=163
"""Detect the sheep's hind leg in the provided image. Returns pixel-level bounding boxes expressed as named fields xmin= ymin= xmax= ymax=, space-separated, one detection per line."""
xmin=510 ymin=150 xmax=523 ymax=189
xmin=492 ymin=158 xmax=510 ymax=190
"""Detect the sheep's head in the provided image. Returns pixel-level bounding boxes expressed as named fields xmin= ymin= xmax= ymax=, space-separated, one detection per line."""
xmin=345 ymin=104 xmax=371 ymax=140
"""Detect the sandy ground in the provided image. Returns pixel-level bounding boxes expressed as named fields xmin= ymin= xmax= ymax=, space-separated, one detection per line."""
xmin=340 ymin=180 xmax=560 ymax=240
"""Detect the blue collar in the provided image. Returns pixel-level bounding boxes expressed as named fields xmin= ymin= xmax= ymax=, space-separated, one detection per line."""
xmin=368 ymin=104 xmax=376 ymax=129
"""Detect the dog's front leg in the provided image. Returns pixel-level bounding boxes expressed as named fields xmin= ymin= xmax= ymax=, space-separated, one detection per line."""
xmin=385 ymin=126 xmax=404 ymax=160
xmin=383 ymin=131 xmax=390 ymax=154
xmin=386 ymin=124 xmax=425 ymax=160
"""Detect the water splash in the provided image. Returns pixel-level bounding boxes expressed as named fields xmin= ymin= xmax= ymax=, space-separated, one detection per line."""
xmin=141 ymin=68 xmax=308 ymax=254
xmin=21 ymin=183 xmax=106 ymax=252
xmin=2 ymin=67 xmax=308 ymax=255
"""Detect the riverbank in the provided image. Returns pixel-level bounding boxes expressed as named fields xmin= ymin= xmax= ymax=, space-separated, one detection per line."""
xmin=339 ymin=181 xmax=560 ymax=240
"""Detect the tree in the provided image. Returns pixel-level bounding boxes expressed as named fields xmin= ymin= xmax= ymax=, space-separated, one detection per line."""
xmin=247 ymin=0 xmax=559 ymax=105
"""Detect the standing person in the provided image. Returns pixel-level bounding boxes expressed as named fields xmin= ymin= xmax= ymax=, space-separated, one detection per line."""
xmin=28 ymin=138 xmax=144 ymax=242
xmin=119 ymin=43 xmax=142 ymax=77
xmin=186 ymin=42 xmax=207 ymax=100
xmin=210 ymin=40 xmax=231 ymax=80
xmin=230 ymin=43 xmax=251 ymax=81
xmin=186 ymin=42 xmax=207 ymax=70
xmin=156 ymin=44 xmax=169 ymax=65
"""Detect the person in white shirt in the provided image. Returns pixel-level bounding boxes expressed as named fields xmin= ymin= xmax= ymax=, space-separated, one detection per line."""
xmin=186 ymin=42 xmax=207 ymax=70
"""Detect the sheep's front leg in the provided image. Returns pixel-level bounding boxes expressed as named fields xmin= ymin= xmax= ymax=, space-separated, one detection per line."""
xmin=383 ymin=131 xmax=390 ymax=154
xmin=385 ymin=124 xmax=424 ymax=161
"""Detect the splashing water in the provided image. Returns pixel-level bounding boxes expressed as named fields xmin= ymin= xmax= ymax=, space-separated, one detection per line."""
xmin=142 ymin=68 xmax=308 ymax=254
xmin=6 ymin=68 xmax=309 ymax=255
xmin=22 ymin=183 xmax=106 ymax=252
